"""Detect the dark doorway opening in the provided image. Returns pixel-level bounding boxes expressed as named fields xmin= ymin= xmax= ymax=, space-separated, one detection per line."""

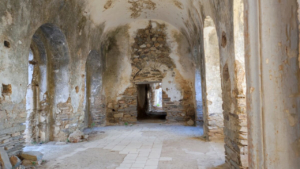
xmin=137 ymin=83 xmax=166 ymax=122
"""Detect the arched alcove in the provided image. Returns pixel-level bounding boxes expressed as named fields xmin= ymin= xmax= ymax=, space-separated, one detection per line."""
xmin=85 ymin=50 xmax=104 ymax=127
xmin=202 ymin=16 xmax=224 ymax=141
xmin=195 ymin=68 xmax=203 ymax=125
xmin=25 ymin=31 xmax=49 ymax=143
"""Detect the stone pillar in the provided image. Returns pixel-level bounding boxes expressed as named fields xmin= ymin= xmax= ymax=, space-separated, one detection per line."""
xmin=245 ymin=0 xmax=300 ymax=168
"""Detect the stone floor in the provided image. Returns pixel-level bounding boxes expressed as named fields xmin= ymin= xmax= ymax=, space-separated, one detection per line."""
xmin=24 ymin=122 xmax=226 ymax=169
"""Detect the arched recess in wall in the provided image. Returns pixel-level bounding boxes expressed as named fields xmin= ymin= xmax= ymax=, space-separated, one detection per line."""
xmin=85 ymin=50 xmax=104 ymax=127
xmin=25 ymin=23 xmax=70 ymax=143
xmin=195 ymin=68 xmax=203 ymax=124
xmin=201 ymin=16 xmax=224 ymax=141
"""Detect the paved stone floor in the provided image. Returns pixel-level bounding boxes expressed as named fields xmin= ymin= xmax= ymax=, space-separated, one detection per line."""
xmin=24 ymin=123 xmax=226 ymax=169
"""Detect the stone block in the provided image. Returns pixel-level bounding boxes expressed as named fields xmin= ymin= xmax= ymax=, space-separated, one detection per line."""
xmin=10 ymin=155 xmax=21 ymax=168
xmin=21 ymin=151 xmax=43 ymax=162
xmin=68 ymin=130 xmax=85 ymax=143
xmin=0 ymin=147 xmax=12 ymax=169
xmin=114 ymin=113 xmax=124 ymax=118
xmin=22 ymin=159 xmax=37 ymax=166
xmin=107 ymin=103 xmax=113 ymax=109
xmin=186 ymin=119 xmax=194 ymax=126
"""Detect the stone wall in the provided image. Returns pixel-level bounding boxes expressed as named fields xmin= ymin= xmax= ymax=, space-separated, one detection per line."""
xmin=202 ymin=17 xmax=224 ymax=141
xmin=0 ymin=1 xmax=255 ymax=167
xmin=106 ymin=86 xmax=138 ymax=125
xmin=0 ymin=0 xmax=105 ymax=155
xmin=86 ymin=50 xmax=105 ymax=127
xmin=53 ymin=97 xmax=75 ymax=142
xmin=0 ymin=98 xmax=26 ymax=157
xmin=105 ymin=20 xmax=196 ymax=125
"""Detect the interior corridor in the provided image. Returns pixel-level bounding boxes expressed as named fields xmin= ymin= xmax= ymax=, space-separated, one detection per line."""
xmin=0 ymin=0 xmax=299 ymax=169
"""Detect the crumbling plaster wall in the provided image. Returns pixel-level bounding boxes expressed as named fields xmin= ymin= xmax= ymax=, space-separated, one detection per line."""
xmin=0 ymin=0 xmax=251 ymax=168
xmin=189 ymin=0 xmax=248 ymax=168
xmin=0 ymin=0 xmax=104 ymax=155
xmin=202 ymin=16 xmax=224 ymax=141
xmin=102 ymin=19 xmax=196 ymax=125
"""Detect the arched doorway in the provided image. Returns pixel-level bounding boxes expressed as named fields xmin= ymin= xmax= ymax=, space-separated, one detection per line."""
xmin=85 ymin=50 xmax=104 ymax=127
xmin=25 ymin=23 xmax=70 ymax=143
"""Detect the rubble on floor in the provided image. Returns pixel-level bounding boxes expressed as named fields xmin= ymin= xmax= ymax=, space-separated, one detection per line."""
xmin=20 ymin=151 xmax=44 ymax=168
xmin=68 ymin=130 xmax=89 ymax=143
xmin=0 ymin=147 xmax=12 ymax=169
xmin=10 ymin=155 xmax=22 ymax=168
xmin=0 ymin=150 xmax=45 ymax=169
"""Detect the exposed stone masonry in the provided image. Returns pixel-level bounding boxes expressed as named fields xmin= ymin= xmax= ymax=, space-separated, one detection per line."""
xmin=0 ymin=131 xmax=25 ymax=157
xmin=0 ymin=98 xmax=26 ymax=157
xmin=131 ymin=21 xmax=174 ymax=72
xmin=1 ymin=0 xmax=299 ymax=168
xmin=224 ymin=97 xmax=247 ymax=169
xmin=132 ymin=67 xmax=164 ymax=84
xmin=90 ymin=95 xmax=106 ymax=126
xmin=106 ymin=86 xmax=138 ymax=125
xmin=106 ymin=21 xmax=195 ymax=125
xmin=53 ymin=97 xmax=77 ymax=142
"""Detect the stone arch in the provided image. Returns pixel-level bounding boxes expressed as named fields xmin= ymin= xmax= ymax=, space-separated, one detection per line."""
xmin=25 ymin=23 xmax=71 ymax=143
xmin=201 ymin=16 xmax=224 ymax=141
xmin=85 ymin=50 xmax=104 ymax=127
xmin=25 ymin=29 xmax=49 ymax=143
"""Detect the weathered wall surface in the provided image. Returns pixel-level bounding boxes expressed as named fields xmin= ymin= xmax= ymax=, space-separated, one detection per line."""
xmin=191 ymin=0 xmax=248 ymax=168
xmin=0 ymin=0 xmax=248 ymax=166
xmin=245 ymin=0 xmax=300 ymax=168
xmin=103 ymin=20 xmax=196 ymax=125
xmin=202 ymin=17 xmax=224 ymax=141
xmin=2 ymin=1 xmax=299 ymax=169
xmin=86 ymin=50 xmax=105 ymax=127
xmin=0 ymin=0 xmax=104 ymax=155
